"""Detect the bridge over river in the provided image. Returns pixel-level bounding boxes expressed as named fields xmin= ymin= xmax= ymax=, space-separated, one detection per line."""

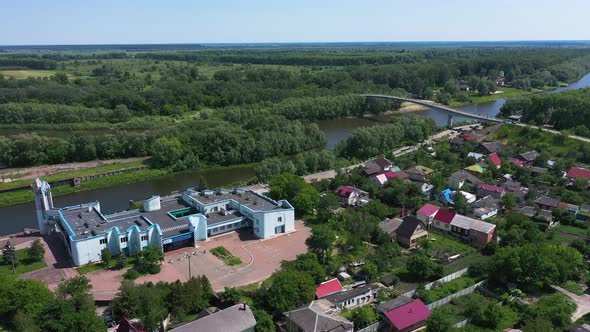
xmin=361 ymin=94 xmax=505 ymax=126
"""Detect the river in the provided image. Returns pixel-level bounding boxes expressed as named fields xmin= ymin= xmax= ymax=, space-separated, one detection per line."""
xmin=2 ymin=73 xmax=590 ymax=235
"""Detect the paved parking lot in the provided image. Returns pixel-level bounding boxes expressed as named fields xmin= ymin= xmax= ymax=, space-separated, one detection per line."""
xmin=160 ymin=220 xmax=311 ymax=291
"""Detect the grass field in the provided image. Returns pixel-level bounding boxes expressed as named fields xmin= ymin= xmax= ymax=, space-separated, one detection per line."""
xmin=0 ymin=248 xmax=47 ymax=275
xmin=420 ymin=275 xmax=482 ymax=303
xmin=555 ymin=224 xmax=589 ymax=236
xmin=211 ymin=246 xmax=243 ymax=266
xmin=0 ymin=70 xmax=57 ymax=80
xmin=430 ymin=234 xmax=477 ymax=256
xmin=448 ymin=86 xmax=553 ymax=107
xmin=443 ymin=253 xmax=490 ymax=275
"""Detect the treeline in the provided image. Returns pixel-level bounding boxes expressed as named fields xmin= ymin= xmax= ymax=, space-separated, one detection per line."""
xmin=0 ymin=114 xmax=326 ymax=168
xmin=271 ymin=94 xmax=396 ymax=120
xmin=254 ymin=150 xmax=340 ymax=182
xmin=336 ymin=115 xmax=437 ymax=159
xmin=0 ymin=102 xmax=131 ymax=124
xmin=500 ymin=87 xmax=590 ymax=137
xmin=0 ymin=55 xmax=57 ymax=69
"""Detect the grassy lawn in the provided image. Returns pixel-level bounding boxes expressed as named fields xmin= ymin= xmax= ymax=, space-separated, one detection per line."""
xmin=561 ymin=280 xmax=585 ymax=296
xmin=555 ymin=224 xmax=589 ymax=237
xmin=211 ymin=246 xmax=243 ymax=266
xmin=429 ymin=234 xmax=477 ymax=256
xmin=0 ymin=160 xmax=147 ymax=191
xmin=0 ymin=248 xmax=47 ymax=275
xmin=419 ymin=275 xmax=481 ymax=303
xmin=449 ymin=87 xmax=544 ymax=107
xmin=77 ymin=256 xmax=137 ymax=274
xmin=443 ymin=253 xmax=490 ymax=275
xmin=0 ymin=69 xmax=57 ymax=79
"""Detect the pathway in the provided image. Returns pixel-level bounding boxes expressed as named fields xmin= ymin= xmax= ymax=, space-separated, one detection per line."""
xmin=552 ymin=285 xmax=590 ymax=321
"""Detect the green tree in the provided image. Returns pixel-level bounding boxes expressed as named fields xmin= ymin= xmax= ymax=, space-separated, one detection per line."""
xmin=28 ymin=240 xmax=45 ymax=262
xmin=114 ymin=254 xmax=127 ymax=270
xmin=100 ymin=248 xmax=112 ymax=266
xmin=281 ymin=252 xmax=326 ymax=284
xmin=253 ymin=309 xmax=275 ymax=332
xmin=346 ymin=306 xmax=378 ymax=329
xmin=454 ymin=191 xmax=468 ymax=215
xmin=305 ymin=225 xmax=336 ymax=266
xmin=138 ymin=246 xmax=164 ymax=274
xmin=426 ymin=307 xmax=453 ymax=332
xmin=522 ymin=317 xmax=557 ymax=332
xmin=292 ymin=184 xmax=320 ymax=215
xmin=529 ymin=294 xmax=575 ymax=329
xmin=2 ymin=241 xmax=17 ymax=274
xmin=220 ymin=287 xmax=242 ymax=306
xmin=502 ymin=193 xmax=517 ymax=210
xmin=262 ymin=270 xmax=315 ymax=315
xmin=406 ymin=251 xmax=443 ymax=281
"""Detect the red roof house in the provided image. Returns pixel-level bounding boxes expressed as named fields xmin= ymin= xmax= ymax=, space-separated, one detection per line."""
xmin=315 ymin=278 xmax=343 ymax=298
xmin=567 ymin=167 xmax=590 ymax=181
xmin=432 ymin=209 xmax=456 ymax=232
xmin=384 ymin=299 xmax=431 ymax=332
xmin=477 ymin=183 xmax=506 ymax=199
xmin=489 ymin=152 xmax=501 ymax=168
xmin=416 ymin=204 xmax=440 ymax=223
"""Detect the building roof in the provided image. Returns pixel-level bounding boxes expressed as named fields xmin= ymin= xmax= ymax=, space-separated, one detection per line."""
xmin=513 ymin=206 xmax=537 ymax=217
xmin=517 ymin=150 xmax=540 ymax=162
xmin=471 ymin=196 xmax=501 ymax=210
xmin=480 ymin=141 xmax=504 ymax=153
xmin=382 ymin=171 xmax=398 ymax=180
xmin=377 ymin=296 xmax=414 ymax=314
xmin=395 ymin=216 xmax=426 ymax=240
xmin=530 ymin=166 xmax=548 ymax=174
xmin=465 ymin=164 xmax=485 ymax=174
xmin=316 ymin=278 xmax=343 ymax=298
xmin=535 ymin=195 xmax=561 ymax=208
xmin=285 ymin=301 xmax=353 ymax=332
xmin=489 ymin=152 xmax=501 ymax=167
xmin=468 ymin=152 xmax=484 ymax=160
xmin=460 ymin=132 xmax=477 ymax=141
xmin=371 ymin=158 xmax=393 ymax=169
xmin=384 ymin=299 xmax=430 ymax=331
xmin=567 ymin=167 xmax=590 ymax=180
xmin=448 ymin=170 xmax=482 ymax=187
xmin=469 ymin=220 xmax=496 ymax=234
xmin=323 ymin=283 xmax=381 ymax=305
xmin=379 ymin=218 xmax=404 ymax=236
xmin=559 ymin=202 xmax=580 ymax=212
xmin=508 ymin=159 xmax=524 ymax=167
xmin=417 ymin=204 xmax=440 ymax=217
xmin=434 ymin=209 xmax=456 ymax=224
xmin=405 ymin=165 xmax=434 ymax=176
xmin=336 ymin=186 xmax=355 ymax=198
xmin=169 ymin=303 xmax=256 ymax=332
xmin=478 ymin=183 xmax=505 ymax=194
xmin=450 ymin=214 xmax=476 ymax=230
xmin=189 ymin=189 xmax=289 ymax=212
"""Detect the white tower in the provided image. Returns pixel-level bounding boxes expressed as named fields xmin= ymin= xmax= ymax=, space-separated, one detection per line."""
xmin=32 ymin=178 xmax=54 ymax=235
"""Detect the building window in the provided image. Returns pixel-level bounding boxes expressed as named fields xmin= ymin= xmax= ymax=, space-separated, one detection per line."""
xmin=278 ymin=217 xmax=283 ymax=222
xmin=120 ymin=237 xmax=128 ymax=243
xmin=141 ymin=235 xmax=148 ymax=241
xmin=256 ymin=220 xmax=259 ymax=225
xmin=99 ymin=239 xmax=107 ymax=245
xmin=220 ymin=226 xmax=225 ymax=230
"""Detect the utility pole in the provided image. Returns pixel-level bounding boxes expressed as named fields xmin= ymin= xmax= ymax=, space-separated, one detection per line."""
xmin=184 ymin=251 xmax=196 ymax=279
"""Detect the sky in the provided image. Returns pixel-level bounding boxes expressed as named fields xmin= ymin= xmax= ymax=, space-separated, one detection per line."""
xmin=1 ymin=0 xmax=589 ymax=45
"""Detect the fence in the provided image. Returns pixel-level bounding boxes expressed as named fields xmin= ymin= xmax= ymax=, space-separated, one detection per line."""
xmin=426 ymin=280 xmax=485 ymax=310
xmin=454 ymin=319 xmax=469 ymax=328
xmin=401 ymin=268 xmax=469 ymax=298
xmin=356 ymin=320 xmax=384 ymax=332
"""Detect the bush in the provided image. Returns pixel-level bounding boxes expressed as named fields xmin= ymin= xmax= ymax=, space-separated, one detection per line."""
xmin=123 ymin=269 xmax=140 ymax=280
xmin=211 ymin=246 xmax=243 ymax=266
xmin=114 ymin=255 xmax=127 ymax=270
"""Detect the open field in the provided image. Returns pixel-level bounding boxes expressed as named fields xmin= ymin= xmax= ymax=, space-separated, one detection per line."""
xmin=0 ymin=248 xmax=47 ymax=275
xmin=0 ymin=69 xmax=57 ymax=79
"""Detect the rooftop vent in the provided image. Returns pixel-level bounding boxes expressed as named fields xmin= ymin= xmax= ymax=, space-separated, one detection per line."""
xmin=91 ymin=230 xmax=97 ymax=236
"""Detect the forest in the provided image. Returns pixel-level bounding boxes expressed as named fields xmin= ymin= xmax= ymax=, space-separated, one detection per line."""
xmin=1 ymin=47 xmax=590 ymax=169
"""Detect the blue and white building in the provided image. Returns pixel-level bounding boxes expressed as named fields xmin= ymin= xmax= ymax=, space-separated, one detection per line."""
xmin=33 ymin=179 xmax=295 ymax=266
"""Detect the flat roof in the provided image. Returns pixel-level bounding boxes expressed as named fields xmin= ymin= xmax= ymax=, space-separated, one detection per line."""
xmin=189 ymin=190 xmax=289 ymax=212
xmin=61 ymin=205 xmax=152 ymax=241
xmin=205 ymin=211 xmax=244 ymax=225
xmin=323 ymin=283 xmax=380 ymax=304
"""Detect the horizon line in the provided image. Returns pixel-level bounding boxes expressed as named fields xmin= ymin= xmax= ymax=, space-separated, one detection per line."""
xmin=2 ymin=39 xmax=590 ymax=48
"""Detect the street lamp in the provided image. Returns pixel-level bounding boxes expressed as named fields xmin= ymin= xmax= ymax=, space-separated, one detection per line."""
xmin=183 ymin=251 xmax=196 ymax=279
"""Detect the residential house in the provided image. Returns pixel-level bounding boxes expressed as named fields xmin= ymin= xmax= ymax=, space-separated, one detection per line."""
xmin=450 ymin=132 xmax=478 ymax=150
xmin=530 ymin=166 xmax=548 ymax=177
xmin=488 ymin=152 xmax=501 ymax=169
xmin=116 ymin=318 xmax=146 ymax=332
xmin=336 ymin=186 xmax=369 ymax=207
xmin=379 ymin=218 xmax=404 ymax=239
xmin=514 ymin=151 xmax=540 ymax=166
xmin=504 ymin=181 xmax=528 ymax=203
xmin=405 ymin=165 xmax=434 ymax=183
xmin=362 ymin=158 xmax=394 ymax=176
xmin=316 ymin=278 xmax=343 ymax=299
xmin=284 ymin=301 xmax=353 ymax=332
xmin=383 ymin=299 xmax=431 ymax=332
xmin=377 ymin=296 xmax=414 ymax=314
xmin=467 ymin=152 xmax=485 ymax=160
xmin=535 ymin=195 xmax=561 ymax=210
xmin=431 ymin=209 xmax=456 ymax=233
xmin=559 ymin=202 xmax=580 ymax=216
xmin=323 ymin=283 xmax=381 ymax=310
xmin=416 ymin=204 xmax=440 ymax=224
xmin=169 ymin=303 xmax=256 ymax=332
xmin=567 ymin=167 xmax=590 ymax=182
xmin=477 ymin=183 xmax=505 ymax=199
xmin=512 ymin=206 xmax=537 ymax=218
xmin=470 ymin=195 xmax=501 ymax=220
xmin=395 ymin=216 xmax=429 ymax=248
xmin=450 ymin=214 xmax=496 ymax=248
xmin=464 ymin=164 xmax=486 ymax=174
xmin=368 ymin=171 xmax=398 ymax=188
xmin=448 ymin=170 xmax=482 ymax=190
xmin=478 ymin=141 xmax=505 ymax=154
xmin=508 ymin=158 xmax=524 ymax=167
xmin=458 ymin=191 xmax=476 ymax=204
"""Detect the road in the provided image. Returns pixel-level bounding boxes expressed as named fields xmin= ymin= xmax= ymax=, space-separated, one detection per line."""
xmin=303 ymin=124 xmax=475 ymax=183
xmin=515 ymin=123 xmax=590 ymax=143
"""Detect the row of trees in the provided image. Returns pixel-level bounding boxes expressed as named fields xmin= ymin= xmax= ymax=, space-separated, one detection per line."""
xmin=0 ymin=102 xmax=131 ymax=124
